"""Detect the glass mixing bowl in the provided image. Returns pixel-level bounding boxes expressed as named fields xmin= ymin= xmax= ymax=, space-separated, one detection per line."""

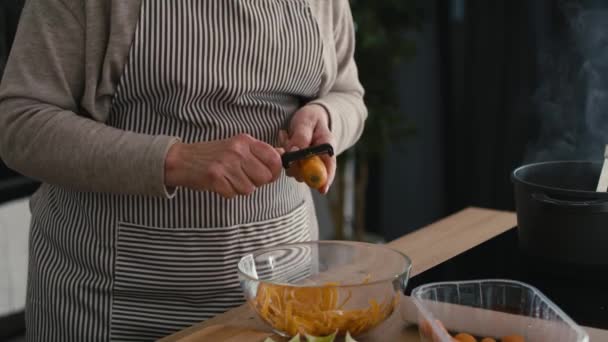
xmin=237 ymin=241 xmax=412 ymax=338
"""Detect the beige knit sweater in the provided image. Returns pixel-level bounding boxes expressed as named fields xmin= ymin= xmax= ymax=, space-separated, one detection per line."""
xmin=0 ymin=0 xmax=367 ymax=197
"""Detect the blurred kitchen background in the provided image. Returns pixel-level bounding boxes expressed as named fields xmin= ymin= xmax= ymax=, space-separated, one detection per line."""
xmin=2 ymin=0 xmax=608 ymax=339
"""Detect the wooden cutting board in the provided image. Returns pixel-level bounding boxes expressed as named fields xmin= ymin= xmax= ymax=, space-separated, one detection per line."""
xmin=159 ymin=208 xmax=608 ymax=341
xmin=160 ymin=298 xmax=421 ymax=342
xmin=161 ymin=296 xmax=608 ymax=342
xmin=160 ymin=208 xmax=518 ymax=341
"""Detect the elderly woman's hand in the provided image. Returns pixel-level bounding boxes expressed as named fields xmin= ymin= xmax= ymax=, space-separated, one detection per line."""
xmin=280 ymin=104 xmax=336 ymax=194
xmin=164 ymin=134 xmax=284 ymax=198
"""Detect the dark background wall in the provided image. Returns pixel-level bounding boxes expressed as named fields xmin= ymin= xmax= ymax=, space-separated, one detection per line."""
xmin=0 ymin=0 xmax=23 ymax=80
xmin=376 ymin=0 xmax=444 ymax=241
xmin=369 ymin=0 xmax=539 ymax=239
xmin=0 ymin=0 xmax=24 ymax=180
xmin=370 ymin=0 xmax=608 ymax=239
xmin=0 ymin=0 xmax=39 ymax=204
xmin=440 ymin=0 xmax=539 ymax=213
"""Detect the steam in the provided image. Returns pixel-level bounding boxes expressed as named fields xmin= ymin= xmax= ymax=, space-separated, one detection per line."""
xmin=526 ymin=2 xmax=608 ymax=163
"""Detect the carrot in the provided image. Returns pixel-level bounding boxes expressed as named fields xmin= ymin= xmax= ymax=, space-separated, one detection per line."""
xmin=250 ymin=276 xmax=395 ymax=337
xmin=298 ymin=155 xmax=328 ymax=189
xmin=454 ymin=333 xmax=477 ymax=342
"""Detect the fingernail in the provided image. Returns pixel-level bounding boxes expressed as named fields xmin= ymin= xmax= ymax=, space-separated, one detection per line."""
xmin=290 ymin=146 xmax=299 ymax=152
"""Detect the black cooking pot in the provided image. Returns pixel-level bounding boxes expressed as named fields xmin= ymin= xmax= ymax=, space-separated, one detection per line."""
xmin=512 ymin=160 xmax=608 ymax=266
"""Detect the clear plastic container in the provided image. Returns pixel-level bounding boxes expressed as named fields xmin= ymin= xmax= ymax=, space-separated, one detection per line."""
xmin=411 ymin=279 xmax=589 ymax=342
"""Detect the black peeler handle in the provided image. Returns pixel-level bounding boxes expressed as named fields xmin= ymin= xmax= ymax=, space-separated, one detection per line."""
xmin=281 ymin=143 xmax=334 ymax=169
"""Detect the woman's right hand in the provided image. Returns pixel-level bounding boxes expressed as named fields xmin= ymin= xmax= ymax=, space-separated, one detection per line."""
xmin=164 ymin=134 xmax=284 ymax=198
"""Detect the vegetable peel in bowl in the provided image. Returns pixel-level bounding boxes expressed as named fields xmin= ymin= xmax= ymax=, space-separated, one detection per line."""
xmin=251 ymin=281 xmax=398 ymax=337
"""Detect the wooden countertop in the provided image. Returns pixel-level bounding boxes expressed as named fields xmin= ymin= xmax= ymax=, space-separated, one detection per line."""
xmin=159 ymin=207 xmax=608 ymax=341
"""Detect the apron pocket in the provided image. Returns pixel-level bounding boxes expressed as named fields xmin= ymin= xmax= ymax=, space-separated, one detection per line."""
xmin=110 ymin=201 xmax=309 ymax=341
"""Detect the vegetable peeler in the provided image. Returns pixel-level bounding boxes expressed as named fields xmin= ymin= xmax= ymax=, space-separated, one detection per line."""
xmin=281 ymin=143 xmax=334 ymax=169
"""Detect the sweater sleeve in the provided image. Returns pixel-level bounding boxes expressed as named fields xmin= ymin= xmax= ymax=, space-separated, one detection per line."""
xmin=309 ymin=0 xmax=368 ymax=155
xmin=0 ymin=0 xmax=179 ymax=197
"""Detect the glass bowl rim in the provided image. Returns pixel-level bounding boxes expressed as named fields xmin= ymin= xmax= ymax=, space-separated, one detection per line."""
xmin=237 ymin=240 xmax=413 ymax=288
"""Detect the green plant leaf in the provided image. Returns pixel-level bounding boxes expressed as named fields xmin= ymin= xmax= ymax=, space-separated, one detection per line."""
xmin=288 ymin=334 xmax=302 ymax=342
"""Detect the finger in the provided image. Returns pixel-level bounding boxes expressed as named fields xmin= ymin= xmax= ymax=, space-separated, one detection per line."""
xmin=241 ymin=155 xmax=273 ymax=187
xmin=287 ymin=118 xmax=315 ymax=150
xmin=311 ymin=125 xmax=334 ymax=147
xmin=278 ymin=130 xmax=289 ymax=147
xmin=284 ymin=146 xmax=304 ymax=182
xmin=275 ymin=147 xmax=286 ymax=176
xmin=310 ymin=131 xmax=336 ymax=194
xmin=212 ymin=176 xmax=237 ymax=199
xmin=286 ymin=164 xmax=304 ymax=182
xmin=225 ymin=168 xmax=256 ymax=196
xmin=250 ymin=141 xmax=282 ymax=181
xmin=319 ymin=154 xmax=336 ymax=194
xmin=285 ymin=165 xmax=298 ymax=177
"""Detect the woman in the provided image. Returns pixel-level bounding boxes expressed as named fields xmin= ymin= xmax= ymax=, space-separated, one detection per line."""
xmin=0 ymin=0 xmax=367 ymax=340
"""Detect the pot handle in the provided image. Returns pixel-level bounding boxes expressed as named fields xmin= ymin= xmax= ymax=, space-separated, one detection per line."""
xmin=531 ymin=193 xmax=608 ymax=212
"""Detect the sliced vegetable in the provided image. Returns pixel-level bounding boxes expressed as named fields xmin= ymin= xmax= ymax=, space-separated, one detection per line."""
xmin=298 ymin=155 xmax=327 ymax=189
xmin=250 ymin=277 xmax=395 ymax=337
xmin=454 ymin=333 xmax=477 ymax=342
xmin=305 ymin=330 xmax=337 ymax=342
xmin=501 ymin=335 xmax=525 ymax=342
xmin=345 ymin=332 xmax=359 ymax=342
xmin=264 ymin=331 xmax=359 ymax=342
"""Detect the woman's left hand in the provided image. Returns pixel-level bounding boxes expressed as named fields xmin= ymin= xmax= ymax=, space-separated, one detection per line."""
xmin=280 ymin=104 xmax=336 ymax=194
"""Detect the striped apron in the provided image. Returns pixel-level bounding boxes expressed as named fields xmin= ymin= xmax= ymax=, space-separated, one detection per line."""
xmin=25 ymin=0 xmax=323 ymax=341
